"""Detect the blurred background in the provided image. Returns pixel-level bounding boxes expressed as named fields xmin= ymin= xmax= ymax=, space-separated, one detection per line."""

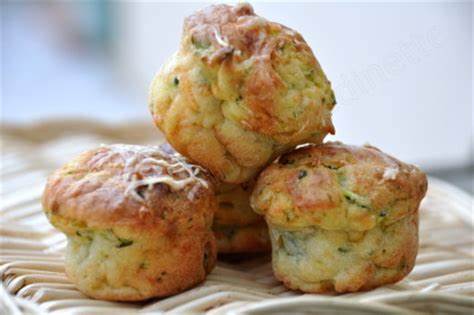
xmin=1 ymin=1 xmax=472 ymax=192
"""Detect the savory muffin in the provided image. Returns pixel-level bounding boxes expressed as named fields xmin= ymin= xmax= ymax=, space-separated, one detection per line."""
xmin=42 ymin=144 xmax=217 ymax=301
xmin=214 ymin=182 xmax=270 ymax=253
xmin=149 ymin=3 xmax=336 ymax=184
xmin=251 ymin=142 xmax=427 ymax=293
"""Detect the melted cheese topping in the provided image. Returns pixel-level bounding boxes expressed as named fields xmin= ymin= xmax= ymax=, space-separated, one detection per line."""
xmin=213 ymin=26 xmax=230 ymax=47
xmin=383 ymin=167 xmax=399 ymax=180
xmin=97 ymin=144 xmax=209 ymax=203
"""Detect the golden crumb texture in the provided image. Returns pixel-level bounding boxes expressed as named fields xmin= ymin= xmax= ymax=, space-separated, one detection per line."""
xmin=149 ymin=3 xmax=336 ymax=183
xmin=251 ymin=142 xmax=427 ymax=293
xmin=213 ymin=181 xmax=270 ymax=253
xmin=42 ymin=144 xmax=218 ymax=301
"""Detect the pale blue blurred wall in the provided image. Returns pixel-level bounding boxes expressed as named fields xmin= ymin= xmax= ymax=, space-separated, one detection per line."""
xmin=2 ymin=1 xmax=145 ymax=122
xmin=1 ymin=1 xmax=472 ymax=173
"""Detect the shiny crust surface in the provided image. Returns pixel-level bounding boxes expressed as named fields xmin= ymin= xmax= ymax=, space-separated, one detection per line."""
xmin=251 ymin=142 xmax=428 ymax=230
xmin=149 ymin=3 xmax=335 ymax=183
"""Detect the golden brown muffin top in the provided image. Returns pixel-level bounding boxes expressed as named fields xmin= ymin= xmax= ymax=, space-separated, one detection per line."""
xmin=149 ymin=3 xmax=336 ymax=184
xmin=42 ymin=144 xmax=216 ymax=230
xmin=251 ymin=142 xmax=428 ymax=231
xmin=184 ymin=3 xmax=306 ymax=63
xmin=179 ymin=2 xmax=335 ymax=137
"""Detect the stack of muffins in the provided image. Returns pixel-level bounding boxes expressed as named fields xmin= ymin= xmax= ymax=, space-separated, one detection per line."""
xmin=42 ymin=3 xmax=427 ymax=301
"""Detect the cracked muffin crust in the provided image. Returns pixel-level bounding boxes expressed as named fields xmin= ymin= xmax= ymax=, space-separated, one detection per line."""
xmin=149 ymin=3 xmax=336 ymax=183
xmin=42 ymin=144 xmax=217 ymax=301
xmin=251 ymin=142 xmax=428 ymax=293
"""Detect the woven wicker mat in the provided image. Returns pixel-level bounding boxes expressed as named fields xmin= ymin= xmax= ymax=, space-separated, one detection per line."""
xmin=1 ymin=120 xmax=473 ymax=314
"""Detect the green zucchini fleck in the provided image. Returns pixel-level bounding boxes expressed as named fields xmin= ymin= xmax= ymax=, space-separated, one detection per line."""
xmin=322 ymin=164 xmax=339 ymax=170
xmin=191 ymin=37 xmax=211 ymax=50
xmin=343 ymin=190 xmax=371 ymax=209
xmin=338 ymin=247 xmax=350 ymax=253
xmin=117 ymin=238 xmax=134 ymax=248
xmin=75 ymin=230 xmax=93 ymax=241
xmin=330 ymin=90 xmax=337 ymax=106
xmin=281 ymin=232 xmax=303 ymax=256
xmin=298 ymin=170 xmax=307 ymax=179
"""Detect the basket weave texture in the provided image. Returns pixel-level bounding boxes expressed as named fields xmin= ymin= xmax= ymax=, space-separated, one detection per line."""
xmin=1 ymin=120 xmax=473 ymax=314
